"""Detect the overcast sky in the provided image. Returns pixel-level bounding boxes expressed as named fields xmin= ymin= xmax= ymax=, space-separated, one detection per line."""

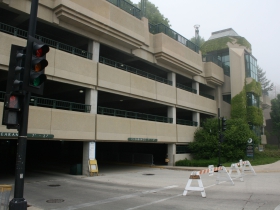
xmin=131 ymin=0 xmax=280 ymax=97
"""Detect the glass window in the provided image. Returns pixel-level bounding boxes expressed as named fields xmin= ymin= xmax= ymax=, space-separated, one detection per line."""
xmin=247 ymin=92 xmax=259 ymax=107
xmin=223 ymin=94 xmax=231 ymax=104
xmin=217 ymin=52 xmax=230 ymax=77
xmin=245 ymin=54 xmax=258 ymax=81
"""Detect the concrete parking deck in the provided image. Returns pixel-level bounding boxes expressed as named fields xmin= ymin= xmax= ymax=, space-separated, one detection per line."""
xmin=1 ymin=161 xmax=280 ymax=210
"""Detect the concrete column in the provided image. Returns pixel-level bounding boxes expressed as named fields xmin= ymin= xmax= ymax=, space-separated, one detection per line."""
xmin=216 ymin=86 xmax=222 ymax=116
xmin=85 ymin=89 xmax=98 ymax=114
xmin=168 ymin=72 xmax=176 ymax=87
xmin=167 ymin=144 xmax=176 ymax=166
xmin=168 ymin=106 xmax=176 ymax=124
xmin=193 ymin=112 xmax=200 ymax=127
xmin=82 ymin=141 xmax=96 ymax=176
xmin=192 ymin=81 xmax=199 ymax=94
xmin=88 ymin=40 xmax=100 ymax=62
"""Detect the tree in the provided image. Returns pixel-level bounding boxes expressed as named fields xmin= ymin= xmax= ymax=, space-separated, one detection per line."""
xmin=270 ymin=94 xmax=280 ymax=148
xmin=135 ymin=0 xmax=171 ymax=26
xmin=257 ymin=65 xmax=274 ymax=95
xmin=189 ymin=118 xmax=258 ymax=161
xmin=190 ymin=35 xmax=205 ymax=47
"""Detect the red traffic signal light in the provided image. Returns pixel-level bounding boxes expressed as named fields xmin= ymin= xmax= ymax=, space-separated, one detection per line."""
xmin=34 ymin=44 xmax=49 ymax=57
xmin=30 ymin=41 xmax=49 ymax=88
xmin=7 ymin=95 xmax=20 ymax=109
xmin=23 ymin=36 xmax=49 ymax=95
xmin=2 ymin=94 xmax=22 ymax=129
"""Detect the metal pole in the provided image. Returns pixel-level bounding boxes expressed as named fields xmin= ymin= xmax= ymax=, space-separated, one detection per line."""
xmin=218 ymin=108 xmax=221 ymax=166
xmin=9 ymin=0 xmax=38 ymax=209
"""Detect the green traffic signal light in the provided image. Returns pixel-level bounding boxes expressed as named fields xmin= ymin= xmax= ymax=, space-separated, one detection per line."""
xmin=30 ymin=73 xmax=47 ymax=87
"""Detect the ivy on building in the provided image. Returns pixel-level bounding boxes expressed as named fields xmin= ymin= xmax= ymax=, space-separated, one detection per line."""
xmin=200 ymin=36 xmax=252 ymax=55
xmin=246 ymin=79 xmax=262 ymax=96
xmin=231 ymin=79 xmax=263 ymax=126
xmin=235 ymin=37 xmax=252 ymax=52
xmin=231 ymin=88 xmax=247 ymax=121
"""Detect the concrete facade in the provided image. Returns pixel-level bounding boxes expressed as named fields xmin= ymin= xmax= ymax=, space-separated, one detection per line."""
xmin=0 ymin=1 xmax=268 ymax=170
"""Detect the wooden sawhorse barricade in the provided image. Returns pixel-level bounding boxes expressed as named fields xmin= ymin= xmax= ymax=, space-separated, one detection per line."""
xmin=183 ymin=160 xmax=255 ymax=198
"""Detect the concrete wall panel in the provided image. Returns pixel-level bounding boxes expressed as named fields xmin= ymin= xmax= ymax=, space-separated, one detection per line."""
xmin=174 ymin=154 xmax=193 ymax=163
xmin=177 ymin=125 xmax=197 ymax=143
xmin=221 ymin=101 xmax=231 ymax=119
xmin=130 ymin=119 xmax=157 ymax=139
xmin=0 ymin=32 xmax=26 ymax=69
xmin=54 ymin=50 xmax=97 ymax=85
xmin=28 ymin=106 xmax=52 ymax=134
xmin=51 ymin=109 xmax=95 ymax=140
xmin=177 ymin=89 xmax=217 ymax=114
xmin=156 ymin=123 xmax=176 ymax=142
xmin=203 ymin=62 xmax=224 ymax=86
xmin=98 ymin=63 xmax=131 ymax=93
xmin=130 ymin=74 xmax=156 ymax=99
xmin=222 ymin=75 xmax=231 ymax=94
xmin=96 ymin=115 xmax=130 ymax=141
xmin=230 ymin=48 xmax=245 ymax=97
xmin=156 ymin=83 xmax=176 ymax=104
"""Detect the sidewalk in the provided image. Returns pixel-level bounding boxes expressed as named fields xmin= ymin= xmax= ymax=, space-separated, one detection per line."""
xmin=157 ymin=160 xmax=280 ymax=173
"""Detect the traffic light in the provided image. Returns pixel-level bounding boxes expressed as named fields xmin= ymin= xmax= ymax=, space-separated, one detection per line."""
xmin=221 ymin=117 xmax=226 ymax=132
xmin=23 ymin=36 xmax=49 ymax=95
xmin=6 ymin=45 xmax=26 ymax=93
xmin=2 ymin=93 xmax=22 ymax=129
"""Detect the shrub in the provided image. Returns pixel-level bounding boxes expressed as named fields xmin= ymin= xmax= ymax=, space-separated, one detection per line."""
xmin=189 ymin=118 xmax=259 ymax=161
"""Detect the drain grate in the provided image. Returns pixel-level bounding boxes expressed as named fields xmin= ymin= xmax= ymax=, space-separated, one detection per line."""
xmin=46 ymin=199 xmax=64 ymax=203
xmin=48 ymin=184 xmax=61 ymax=187
xmin=142 ymin=174 xmax=155 ymax=175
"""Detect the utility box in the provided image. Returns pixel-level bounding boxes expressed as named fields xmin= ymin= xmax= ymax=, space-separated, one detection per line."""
xmin=70 ymin=164 xmax=82 ymax=175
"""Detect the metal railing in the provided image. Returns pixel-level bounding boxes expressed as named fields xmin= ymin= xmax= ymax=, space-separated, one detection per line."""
xmin=176 ymin=83 xmax=197 ymax=94
xmin=149 ymin=23 xmax=199 ymax=53
xmin=176 ymin=119 xmax=198 ymax=127
xmin=202 ymin=54 xmax=231 ymax=77
xmin=99 ymin=56 xmax=172 ymax=86
xmin=98 ymin=106 xmax=173 ymax=123
xmin=0 ymin=22 xmax=93 ymax=60
xmin=0 ymin=91 xmax=91 ymax=112
xmin=199 ymin=91 xmax=215 ymax=100
xmin=202 ymin=55 xmax=223 ymax=67
xmin=29 ymin=96 xmax=91 ymax=112
xmin=106 ymin=0 xmax=142 ymax=19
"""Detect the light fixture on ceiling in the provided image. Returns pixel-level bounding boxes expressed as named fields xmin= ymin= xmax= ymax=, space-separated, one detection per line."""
xmin=79 ymin=90 xmax=84 ymax=93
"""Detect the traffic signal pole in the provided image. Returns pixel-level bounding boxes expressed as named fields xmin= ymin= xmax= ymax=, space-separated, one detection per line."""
xmin=9 ymin=0 xmax=39 ymax=209
xmin=218 ymin=108 xmax=221 ymax=167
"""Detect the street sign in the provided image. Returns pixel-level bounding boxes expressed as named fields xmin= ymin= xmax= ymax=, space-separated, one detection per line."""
xmin=128 ymin=138 xmax=157 ymax=142
xmin=246 ymin=143 xmax=254 ymax=157
xmin=0 ymin=132 xmax=54 ymax=139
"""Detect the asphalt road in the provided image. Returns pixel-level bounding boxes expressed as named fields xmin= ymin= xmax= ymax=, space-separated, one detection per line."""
xmin=1 ymin=162 xmax=280 ymax=210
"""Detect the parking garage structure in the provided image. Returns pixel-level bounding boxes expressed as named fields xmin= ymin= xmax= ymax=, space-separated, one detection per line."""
xmin=0 ymin=0 xmax=224 ymax=175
